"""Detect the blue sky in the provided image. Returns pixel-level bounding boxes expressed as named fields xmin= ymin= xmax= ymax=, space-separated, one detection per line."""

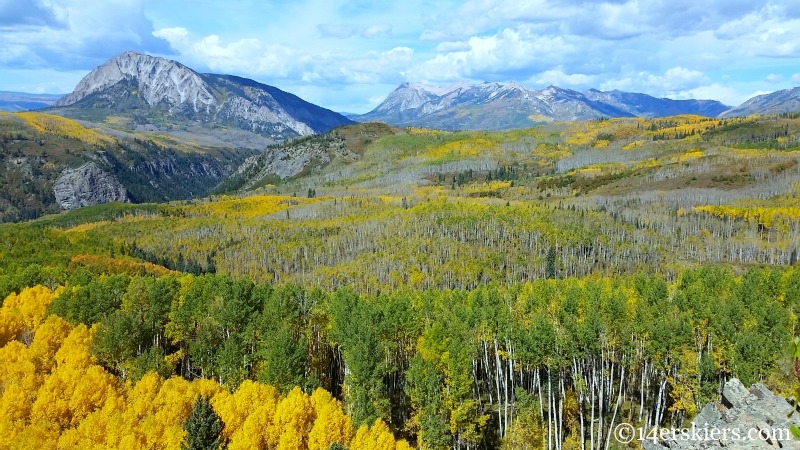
xmin=1 ymin=0 xmax=800 ymax=113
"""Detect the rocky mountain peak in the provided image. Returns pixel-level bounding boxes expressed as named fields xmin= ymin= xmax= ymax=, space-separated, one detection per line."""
xmin=54 ymin=51 xmax=215 ymax=112
xmin=351 ymin=80 xmax=731 ymax=130
xmin=48 ymin=51 xmax=353 ymax=140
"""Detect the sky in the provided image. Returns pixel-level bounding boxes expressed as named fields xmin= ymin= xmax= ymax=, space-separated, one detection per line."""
xmin=1 ymin=0 xmax=800 ymax=113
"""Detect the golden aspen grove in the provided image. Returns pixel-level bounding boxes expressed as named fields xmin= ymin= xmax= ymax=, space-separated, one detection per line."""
xmin=2 ymin=111 xmax=800 ymax=449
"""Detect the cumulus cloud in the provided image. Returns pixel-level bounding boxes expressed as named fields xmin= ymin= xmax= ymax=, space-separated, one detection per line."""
xmin=411 ymin=26 xmax=574 ymax=82
xmin=154 ymin=27 xmax=412 ymax=86
xmin=531 ymin=68 xmax=596 ymax=87
xmin=765 ymin=74 xmax=784 ymax=84
xmin=671 ymin=84 xmax=750 ymax=107
xmin=0 ymin=0 xmax=171 ymax=70
xmin=0 ymin=0 xmax=64 ymax=27
xmin=600 ymin=67 xmax=708 ymax=97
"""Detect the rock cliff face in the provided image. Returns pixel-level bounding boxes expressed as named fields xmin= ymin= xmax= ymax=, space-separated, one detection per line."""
xmin=52 ymin=51 xmax=352 ymax=140
xmin=53 ymin=162 xmax=129 ymax=210
xmin=643 ymin=378 xmax=800 ymax=450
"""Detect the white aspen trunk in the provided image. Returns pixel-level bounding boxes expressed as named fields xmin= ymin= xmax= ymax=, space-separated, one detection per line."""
xmin=559 ymin=375 xmax=566 ymax=447
xmin=537 ymin=368 xmax=544 ymax=422
xmin=494 ymin=338 xmax=503 ymax=436
xmin=639 ymin=359 xmax=646 ymax=423
xmin=604 ymin=366 xmax=626 ymax=450
xmin=596 ymin=354 xmax=604 ymax=450
xmin=590 ymin=363 xmax=596 ymax=450
xmin=507 ymin=338 xmax=515 ymax=433
xmin=574 ymin=358 xmax=586 ymax=450
xmin=484 ymin=340 xmax=493 ymax=405
xmin=548 ymin=369 xmax=553 ymax=450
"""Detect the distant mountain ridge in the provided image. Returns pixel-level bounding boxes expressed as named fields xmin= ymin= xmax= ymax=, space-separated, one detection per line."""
xmin=721 ymin=86 xmax=800 ymax=117
xmin=51 ymin=51 xmax=353 ymax=141
xmin=0 ymin=91 xmax=62 ymax=112
xmin=350 ymin=82 xmax=731 ymax=130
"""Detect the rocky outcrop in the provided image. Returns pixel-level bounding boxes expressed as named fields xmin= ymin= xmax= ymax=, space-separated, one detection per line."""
xmin=235 ymin=131 xmax=358 ymax=184
xmin=53 ymin=162 xmax=129 ymax=210
xmin=643 ymin=378 xmax=800 ymax=450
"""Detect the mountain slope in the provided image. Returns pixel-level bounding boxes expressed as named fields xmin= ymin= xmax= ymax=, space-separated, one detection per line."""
xmin=51 ymin=51 xmax=353 ymax=143
xmin=0 ymin=92 xmax=63 ymax=112
xmin=0 ymin=111 xmax=255 ymax=222
xmin=224 ymin=122 xmax=400 ymax=191
xmin=351 ymin=82 xmax=729 ymax=131
xmin=583 ymin=89 xmax=730 ymax=118
xmin=721 ymin=86 xmax=800 ymax=117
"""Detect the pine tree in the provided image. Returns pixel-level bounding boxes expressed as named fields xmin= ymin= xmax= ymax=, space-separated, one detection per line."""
xmin=182 ymin=395 xmax=226 ymax=450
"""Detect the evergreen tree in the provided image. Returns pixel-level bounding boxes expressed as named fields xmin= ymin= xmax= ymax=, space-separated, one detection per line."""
xmin=182 ymin=395 xmax=226 ymax=450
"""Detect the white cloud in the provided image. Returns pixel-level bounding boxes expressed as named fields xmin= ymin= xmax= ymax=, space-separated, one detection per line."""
xmin=792 ymin=74 xmax=800 ymax=84
xmin=362 ymin=25 xmax=391 ymax=38
xmin=434 ymin=41 xmax=471 ymax=52
xmin=765 ymin=73 xmax=783 ymax=84
xmin=412 ymin=26 xmax=574 ymax=82
xmin=531 ymin=68 xmax=595 ymax=87
xmin=600 ymin=67 xmax=707 ymax=95
xmin=671 ymin=84 xmax=750 ymax=106
xmin=153 ymin=27 xmax=412 ymax=86
xmin=0 ymin=0 xmax=170 ymax=70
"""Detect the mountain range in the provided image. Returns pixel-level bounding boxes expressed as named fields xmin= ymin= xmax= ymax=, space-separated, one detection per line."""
xmin=7 ymin=51 xmax=800 ymax=135
xmin=720 ymin=86 xmax=800 ymax=117
xmin=349 ymin=82 xmax=732 ymax=130
xmin=0 ymin=92 xmax=62 ymax=112
xmin=50 ymin=51 xmax=353 ymax=143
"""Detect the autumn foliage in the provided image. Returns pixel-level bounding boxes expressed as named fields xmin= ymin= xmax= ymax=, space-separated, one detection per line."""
xmin=0 ymin=286 xmax=412 ymax=450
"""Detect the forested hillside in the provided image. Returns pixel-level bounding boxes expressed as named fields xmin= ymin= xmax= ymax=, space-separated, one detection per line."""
xmin=1 ymin=113 xmax=800 ymax=449
xmin=0 ymin=112 xmax=255 ymax=222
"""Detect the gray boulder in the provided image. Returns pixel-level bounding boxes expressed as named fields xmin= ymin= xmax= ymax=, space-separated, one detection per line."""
xmin=642 ymin=378 xmax=800 ymax=450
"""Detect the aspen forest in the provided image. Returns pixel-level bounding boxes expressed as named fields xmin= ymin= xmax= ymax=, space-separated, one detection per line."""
xmin=2 ymin=113 xmax=800 ymax=449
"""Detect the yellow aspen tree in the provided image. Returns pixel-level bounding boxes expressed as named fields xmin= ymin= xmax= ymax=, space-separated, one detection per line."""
xmin=0 ymin=341 xmax=40 ymax=449
xmin=307 ymin=388 xmax=353 ymax=450
xmin=3 ymin=286 xmax=62 ymax=335
xmin=349 ymin=419 xmax=399 ymax=450
xmin=106 ymin=372 xmax=163 ymax=449
xmin=27 ymin=315 xmax=74 ymax=374
xmin=213 ymin=379 xmax=280 ymax=449
xmin=226 ymin=385 xmax=281 ymax=450
xmin=268 ymin=386 xmax=315 ymax=450
xmin=5 ymin=421 xmax=60 ymax=450
xmin=30 ymin=324 xmax=121 ymax=430
xmin=0 ymin=306 xmax=23 ymax=347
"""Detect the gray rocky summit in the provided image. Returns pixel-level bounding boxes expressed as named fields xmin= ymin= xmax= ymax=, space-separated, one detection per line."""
xmin=53 ymin=162 xmax=129 ymax=210
xmin=643 ymin=378 xmax=800 ymax=450
xmin=52 ymin=51 xmax=353 ymax=140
